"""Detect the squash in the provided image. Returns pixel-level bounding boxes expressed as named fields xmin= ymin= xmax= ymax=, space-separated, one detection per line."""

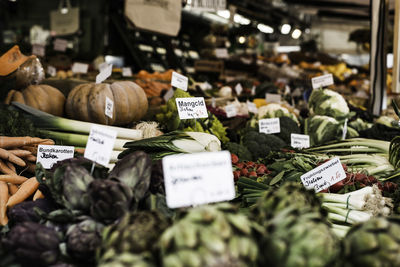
xmin=65 ymin=81 xmax=148 ymax=126
xmin=5 ymin=84 xmax=65 ymax=116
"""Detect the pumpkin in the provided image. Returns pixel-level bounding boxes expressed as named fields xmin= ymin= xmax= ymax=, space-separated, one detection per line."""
xmin=4 ymin=84 xmax=65 ymax=116
xmin=65 ymin=81 xmax=148 ymax=126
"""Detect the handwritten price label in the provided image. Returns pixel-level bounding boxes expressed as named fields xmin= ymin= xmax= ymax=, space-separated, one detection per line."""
xmin=36 ymin=145 xmax=74 ymax=169
xmin=84 ymin=125 xmax=116 ymax=167
xmin=259 ymin=118 xmax=280 ymax=134
xmin=176 ymin=97 xmax=208 ymax=119
xmin=291 ymin=134 xmax=310 ymax=149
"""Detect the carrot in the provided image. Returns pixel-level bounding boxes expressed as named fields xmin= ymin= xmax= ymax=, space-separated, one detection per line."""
xmin=8 ymin=149 xmax=32 ymax=157
xmin=0 ymin=175 xmax=28 ymax=184
xmin=39 ymin=139 xmax=55 ymax=145
xmin=5 ymin=161 xmax=16 ymax=173
xmin=0 ymin=159 xmax=15 ymax=175
xmin=26 ymin=162 xmax=36 ymax=173
xmin=0 ymin=148 xmax=26 ymax=167
xmin=7 ymin=177 xmax=39 ymax=207
xmin=33 ymin=189 xmax=44 ymax=201
xmin=0 ymin=181 xmax=8 ymax=225
xmin=0 ymin=136 xmax=44 ymax=149
xmin=75 ymin=147 xmax=85 ymax=154
xmin=24 ymin=155 xmax=37 ymax=162
xmin=21 ymin=146 xmax=37 ymax=155
xmin=7 ymin=183 xmax=19 ymax=195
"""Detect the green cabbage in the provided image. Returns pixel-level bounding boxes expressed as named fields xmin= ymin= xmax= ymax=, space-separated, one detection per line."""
xmin=308 ymin=89 xmax=349 ymax=119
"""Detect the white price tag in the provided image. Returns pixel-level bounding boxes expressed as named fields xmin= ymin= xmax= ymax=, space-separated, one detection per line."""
xmin=225 ymin=104 xmax=237 ymax=118
xmin=215 ymin=48 xmax=229 ymax=59
xmin=122 ymin=67 xmax=132 ymax=77
xmin=32 ymin=44 xmax=45 ymax=57
xmin=301 ymin=157 xmax=346 ymax=192
xmin=211 ymin=97 xmax=216 ymax=108
xmin=259 ymin=118 xmax=280 ymax=134
xmin=163 ymin=88 xmax=174 ymax=102
xmin=96 ymin=64 xmax=113 ymax=84
xmin=176 ymin=97 xmax=208 ymax=119
xmin=105 ymin=97 xmax=114 ymax=119
xmin=311 ymin=73 xmax=334 ymax=89
xmin=235 ymin=83 xmax=243 ymax=95
xmin=72 ymin=62 xmax=89 ymax=74
xmin=36 ymin=145 xmax=74 ymax=169
xmin=84 ymin=126 xmax=117 ymax=167
xmin=53 ymin=38 xmax=68 ymax=52
xmin=171 ymin=71 xmax=188 ymax=91
xmin=162 ymin=151 xmax=235 ymax=208
xmin=251 ymin=85 xmax=256 ymax=96
xmin=265 ymin=93 xmax=281 ymax=103
xmin=291 ymin=133 xmax=310 ymax=149
xmin=247 ymin=101 xmax=258 ymax=114
xmin=47 ymin=66 xmax=56 ymax=77
xmin=342 ymin=118 xmax=348 ymax=140
xmin=98 ymin=62 xmax=108 ymax=72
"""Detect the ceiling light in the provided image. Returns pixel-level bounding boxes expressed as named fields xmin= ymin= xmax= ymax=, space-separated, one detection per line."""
xmin=238 ymin=36 xmax=246 ymax=44
xmin=291 ymin=29 xmax=302 ymax=39
xmin=280 ymin=24 xmax=291 ymax=34
xmin=234 ymin=14 xmax=251 ymax=25
xmin=257 ymin=23 xmax=274 ymax=34
xmin=217 ymin=10 xmax=230 ymax=19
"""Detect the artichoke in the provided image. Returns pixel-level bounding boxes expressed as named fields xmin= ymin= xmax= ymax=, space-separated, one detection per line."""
xmin=341 ymin=216 xmax=400 ymax=267
xmin=98 ymin=210 xmax=169 ymax=263
xmin=98 ymin=252 xmax=155 ymax=267
xmin=88 ymin=179 xmax=133 ymax=223
xmin=3 ymin=222 xmax=60 ymax=266
xmin=149 ymin=160 xmax=165 ymax=195
xmin=8 ymin=199 xmax=55 ymax=225
xmin=66 ymin=218 xmax=104 ymax=263
xmin=160 ymin=203 xmax=260 ymax=267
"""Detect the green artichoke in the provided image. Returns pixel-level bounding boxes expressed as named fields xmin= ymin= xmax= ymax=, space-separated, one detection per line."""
xmin=98 ymin=252 xmax=155 ymax=267
xmin=160 ymin=203 xmax=260 ymax=267
xmin=341 ymin=216 xmax=400 ymax=267
xmin=88 ymin=179 xmax=133 ymax=224
xmin=98 ymin=210 xmax=170 ymax=263
xmin=3 ymin=222 xmax=60 ymax=266
xmin=66 ymin=218 xmax=104 ymax=263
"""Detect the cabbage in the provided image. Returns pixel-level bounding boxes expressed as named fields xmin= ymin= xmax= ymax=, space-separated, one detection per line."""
xmin=257 ymin=103 xmax=299 ymax=124
xmin=308 ymin=89 xmax=349 ymax=119
xmin=304 ymin=115 xmax=343 ymax=146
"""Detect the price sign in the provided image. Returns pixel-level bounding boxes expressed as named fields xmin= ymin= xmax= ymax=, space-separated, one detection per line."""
xmin=32 ymin=44 xmax=45 ymax=57
xmin=225 ymin=104 xmax=237 ymax=118
xmin=72 ymin=62 xmax=89 ymax=74
xmin=36 ymin=145 xmax=74 ymax=169
xmin=247 ymin=101 xmax=258 ymax=114
xmin=47 ymin=66 xmax=56 ymax=77
xmin=235 ymin=83 xmax=243 ymax=96
xmin=259 ymin=118 xmax=280 ymax=134
xmin=251 ymin=85 xmax=256 ymax=96
xmin=162 ymin=151 xmax=235 ymax=208
xmin=163 ymin=88 xmax=174 ymax=102
xmin=311 ymin=73 xmax=334 ymax=89
xmin=215 ymin=48 xmax=229 ymax=59
xmin=176 ymin=97 xmax=208 ymax=119
xmin=265 ymin=93 xmax=281 ymax=103
xmin=300 ymin=157 xmax=346 ymax=192
xmin=84 ymin=125 xmax=117 ymax=167
xmin=105 ymin=97 xmax=114 ymax=119
xmin=53 ymin=38 xmax=68 ymax=52
xmin=122 ymin=67 xmax=132 ymax=77
xmin=96 ymin=64 xmax=113 ymax=84
xmin=171 ymin=71 xmax=188 ymax=91
xmin=291 ymin=134 xmax=310 ymax=149
xmin=98 ymin=62 xmax=108 ymax=72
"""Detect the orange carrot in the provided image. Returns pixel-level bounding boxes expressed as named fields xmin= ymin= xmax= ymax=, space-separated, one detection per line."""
xmin=8 ymin=149 xmax=32 ymax=157
xmin=7 ymin=183 xmax=19 ymax=195
xmin=0 ymin=136 xmax=44 ymax=149
xmin=6 ymin=177 xmax=39 ymax=207
xmin=33 ymin=189 xmax=44 ymax=201
xmin=5 ymin=161 xmax=16 ymax=173
xmin=26 ymin=162 xmax=36 ymax=173
xmin=0 ymin=181 xmax=9 ymax=225
xmin=0 ymin=175 xmax=28 ymax=184
xmin=0 ymin=159 xmax=15 ymax=175
xmin=39 ymin=139 xmax=55 ymax=145
xmin=75 ymin=148 xmax=85 ymax=154
xmin=21 ymin=146 xmax=37 ymax=155
xmin=25 ymin=155 xmax=37 ymax=162
xmin=0 ymin=148 xmax=26 ymax=167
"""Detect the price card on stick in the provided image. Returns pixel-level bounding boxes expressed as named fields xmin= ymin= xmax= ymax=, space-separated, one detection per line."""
xmin=105 ymin=97 xmax=114 ymax=119
xmin=163 ymin=88 xmax=174 ymax=102
xmin=247 ymin=101 xmax=258 ymax=114
xmin=311 ymin=73 xmax=334 ymax=89
xmin=84 ymin=125 xmax=117 ymax=167
xmin=215 ymin=48 xmax=229 ymax=59
xmin=36 ymin=145 xmax=74 ymax=169
xmin=53 ymin=38 xmax=68 ymax=52
xmin=122 ymin=67 xmax=132 ymax=77
xmin=225 ymin=104 xmax=237 ymax=118
xmin=162 ymin=151 xmax=235 ymax=208
xmin=265 ymin=93 xmax=281 ymax=103
xmin=259 ymin=118 xmax=280 ymax=134
xmin=235 ymin=83 xmax=243 ymax=95
xmin=32 ymin=44 xmax=45 ymax=57
xmin=300 ymin=157 xmax=346 ymax=192
xmin=72 ymin=62 xmax=88 ymax=74
xmin=96 ymin=64 xmax=113 ymax=84
xmin=291 ymin=134 xmax=310 ymax=149
xmin=47 ymin=66 xmax=57 ymax=77
xmin=171 ymin=71 xmax=188 ymax=91
xmin=175 ymin=97 xmax=208 ymax=119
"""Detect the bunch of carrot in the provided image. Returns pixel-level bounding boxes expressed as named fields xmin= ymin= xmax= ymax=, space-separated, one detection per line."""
xmin=0 ymin=136 xmax=54 ymax=226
